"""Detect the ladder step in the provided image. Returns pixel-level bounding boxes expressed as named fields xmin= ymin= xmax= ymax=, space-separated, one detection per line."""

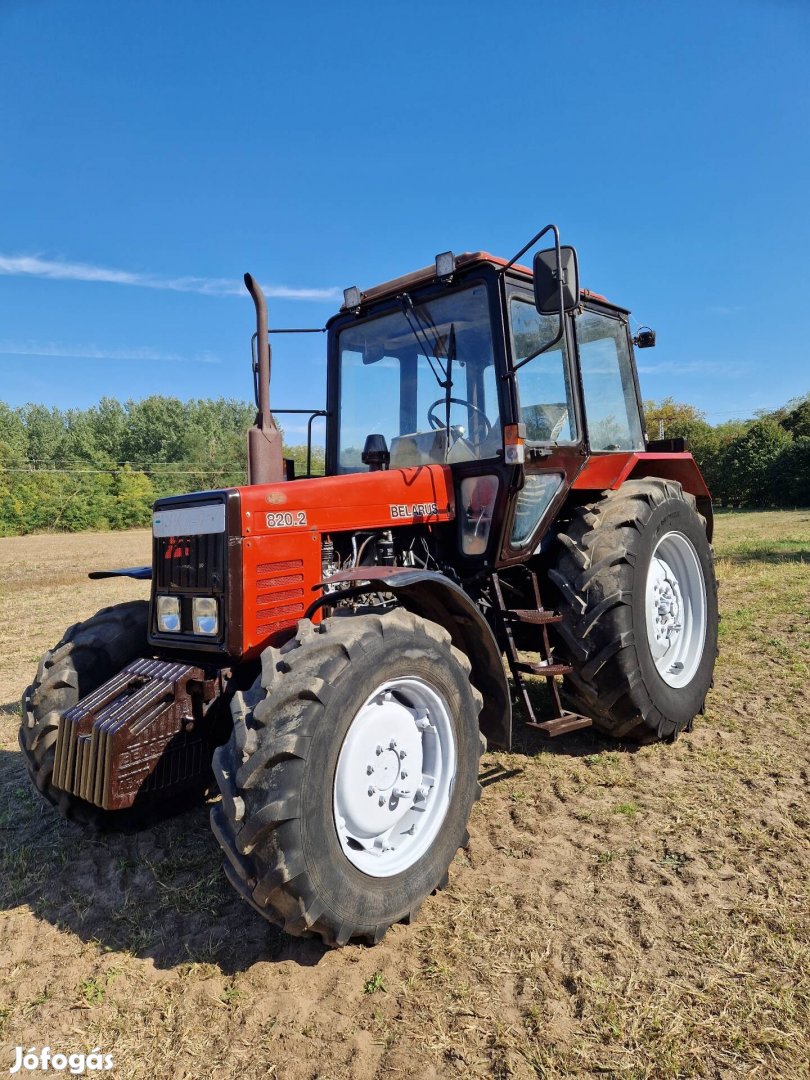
xmin=504 ymin=609 xmax=562 ymax=625
xmin=514 ymin=661 xmax=572 ymax=678
xmin=525 ymin=712 xmax=593 ymax=737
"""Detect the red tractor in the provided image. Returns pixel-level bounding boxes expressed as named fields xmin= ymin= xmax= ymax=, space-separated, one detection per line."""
xmin=20 ymin=225 xmax=718 ymax=946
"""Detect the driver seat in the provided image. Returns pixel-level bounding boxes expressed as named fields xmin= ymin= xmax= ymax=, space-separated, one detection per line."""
xmin=389 ymin=429 xmax=447 ymax=467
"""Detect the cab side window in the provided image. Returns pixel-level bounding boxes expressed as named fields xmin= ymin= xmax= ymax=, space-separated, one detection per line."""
xmin=576 ymin=310 xmax=644 ymax=452
xmin=509 ymin=297 xmax=576 ymax=443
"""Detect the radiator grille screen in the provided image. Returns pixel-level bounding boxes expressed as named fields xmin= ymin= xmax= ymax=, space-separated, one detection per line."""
xmin=255 ymin=558 xmax=305 ymax=634
xmin=154 ymin=532 xmax=226 ymax=593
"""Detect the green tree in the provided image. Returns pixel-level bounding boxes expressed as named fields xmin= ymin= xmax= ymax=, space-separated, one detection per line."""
xmin=90 ymin=397 xmax=129 ymax=464
xmin=63 ymin=408 xmax=101 ymax=464
xmin=110 ymin=467 xmax=154 ymax=528
xmin=720 ymin=418 xmax=793 ymax=507
xmin=643 ymin=397 xmax=723 ymax=492
xmin=21 ymin=404 xmax=65 ymax=466
xmin=122 ymin=396 xmax=189 ymax=466
xmin=768 ymin=437 xmax=810 ymax=506
xmin=0 ymin=403 xmax=28 ymax=459
xmin=782 ymin=396 xmax=810 ymax=440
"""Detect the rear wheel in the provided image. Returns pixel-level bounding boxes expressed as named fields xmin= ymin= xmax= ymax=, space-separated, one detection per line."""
xmin=550 ymin=479 xmax=718 ymax=741
xmin=210 ymin=609 xmax=484 ymax=946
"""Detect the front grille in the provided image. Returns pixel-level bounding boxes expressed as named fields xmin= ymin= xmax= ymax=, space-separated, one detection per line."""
xmin=149 ymin=490 xmax=241 ymax=655
xmin=154 ymin=532 xmax=226 ymax=592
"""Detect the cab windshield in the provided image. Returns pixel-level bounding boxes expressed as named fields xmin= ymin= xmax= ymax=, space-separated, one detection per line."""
xmin=337 ymin=283 xmax=500 ymax=472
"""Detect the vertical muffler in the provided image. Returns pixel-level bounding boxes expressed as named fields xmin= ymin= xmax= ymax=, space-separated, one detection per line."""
xmin=244 ymin=272 xmax=285 ymax=484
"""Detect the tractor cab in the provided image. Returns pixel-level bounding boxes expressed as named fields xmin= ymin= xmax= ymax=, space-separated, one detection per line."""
xmin=315 ymin=230 xmax=650 ymax=567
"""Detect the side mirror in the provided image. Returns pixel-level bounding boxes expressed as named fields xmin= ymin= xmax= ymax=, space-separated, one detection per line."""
xmin=633 ymin=328 xmax=657 ymax=349
xmin=533 ymin=245 xmax=579 ymax=314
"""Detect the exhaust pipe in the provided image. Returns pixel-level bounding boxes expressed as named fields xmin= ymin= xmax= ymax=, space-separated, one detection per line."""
xmin=244 ymin=273 xmax=285 ymax=485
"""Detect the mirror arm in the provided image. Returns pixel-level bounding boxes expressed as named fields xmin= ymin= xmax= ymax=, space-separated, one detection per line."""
xmin=502 ymin=222 xmax=559 ymax=273
xmin=511 ymin=315 xmax=565 ymax=373
xmin=501 ymin=222 xmax=576 ymax=373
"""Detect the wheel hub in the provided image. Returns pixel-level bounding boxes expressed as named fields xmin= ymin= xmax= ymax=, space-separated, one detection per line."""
xmin=333 ymin=677 xmax=456 ymax=878
xmin=650 ymin=560 xmax=683 ymax=649
xmin=644 ymin=531 xmax=707 ymax=688
xmin=337 ymin=693 xmax=424 ymax=839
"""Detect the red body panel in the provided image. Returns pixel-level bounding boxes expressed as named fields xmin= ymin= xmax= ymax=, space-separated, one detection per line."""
xmin=237 ymin=465 xmax=455 ymax=655
xmin=572 ymin=452 xmax=711 ymax=500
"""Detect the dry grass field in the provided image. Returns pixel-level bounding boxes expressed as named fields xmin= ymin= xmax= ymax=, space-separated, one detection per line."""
xmin=0 ymin=511 xmax=808 ymax=1079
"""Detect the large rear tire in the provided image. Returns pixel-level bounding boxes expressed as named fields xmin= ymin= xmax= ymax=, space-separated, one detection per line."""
xmin=210 ymin=610 xmax=484 ymax=946
xmin=549 ymin=479 xmax=718 ymax=741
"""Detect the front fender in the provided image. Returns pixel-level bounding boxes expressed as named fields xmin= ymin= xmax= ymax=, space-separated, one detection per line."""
xmin=310 ymin=567 xmax=511 ymax=750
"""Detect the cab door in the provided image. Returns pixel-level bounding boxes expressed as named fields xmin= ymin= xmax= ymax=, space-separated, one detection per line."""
xmin=497 ymin=285 xmax=586 ymax=565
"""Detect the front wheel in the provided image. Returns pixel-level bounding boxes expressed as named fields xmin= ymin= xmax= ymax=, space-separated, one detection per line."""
xmin=550 ymin=478 xmax=719 ymax=741
xmin=210 ymin=610 xmax=484 ymax=946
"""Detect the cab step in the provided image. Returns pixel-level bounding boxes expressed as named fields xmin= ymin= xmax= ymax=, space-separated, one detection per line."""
xmin=491 ymin=568 xmax=593 ymax=737
xmin=514 ymin=661 xmax=572 ymax=678
xmin=503 ymin=609 xmax=563 ymax=625
xmin=525 ymin=711 xmax=593 ymax=737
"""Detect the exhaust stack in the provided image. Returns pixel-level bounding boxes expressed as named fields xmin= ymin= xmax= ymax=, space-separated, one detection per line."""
xmin=244 ymin=272 xmax=285 ymax=485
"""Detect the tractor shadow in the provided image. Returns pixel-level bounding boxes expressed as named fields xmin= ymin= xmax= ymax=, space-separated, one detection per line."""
xmin=0 ymin=681 xmax=627 ymax=972
xmin=719 ymin=544 xmax=810 ymax=565
xmin=0 ymin=744 xmax=327 ymax=975
xmin=480 ymin=679 xmax=645 ymax=789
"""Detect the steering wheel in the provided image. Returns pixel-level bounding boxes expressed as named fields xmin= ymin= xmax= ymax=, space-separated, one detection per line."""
xmin=426 ymin=397 xmax=492 ymax=445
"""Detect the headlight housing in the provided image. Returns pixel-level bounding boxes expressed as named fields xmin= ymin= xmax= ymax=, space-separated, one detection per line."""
xmin=156 ymin=595 xmax=181 ymax=633
xmin=192 ymin=596 xmax=219 ymax=636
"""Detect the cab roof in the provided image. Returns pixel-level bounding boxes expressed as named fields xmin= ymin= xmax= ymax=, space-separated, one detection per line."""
xmin=339 ymin=250 xmax=622 ymax=312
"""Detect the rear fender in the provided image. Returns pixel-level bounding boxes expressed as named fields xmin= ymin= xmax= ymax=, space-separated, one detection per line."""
xmin=310 ymin=567 xmax=511 ymax=750
xmin=573 ymin=452 xmax=714 ymax=540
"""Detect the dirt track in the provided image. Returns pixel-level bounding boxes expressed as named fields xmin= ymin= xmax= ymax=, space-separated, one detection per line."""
xmin=0 ymin=514 xmax=808 ymax=1079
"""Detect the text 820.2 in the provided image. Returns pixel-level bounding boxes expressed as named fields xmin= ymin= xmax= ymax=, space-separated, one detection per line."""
xmin=265 ymin=511 xmax=308 ymax=528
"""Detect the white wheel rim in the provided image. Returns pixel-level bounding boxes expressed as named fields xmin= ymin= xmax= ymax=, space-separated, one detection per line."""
xmin=645 ymin=531 xmax=707 ymax=688
xmin=333 ymin=677 xmax=457 ymax=878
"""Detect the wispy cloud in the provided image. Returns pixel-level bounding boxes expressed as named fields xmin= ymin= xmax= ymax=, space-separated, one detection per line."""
xmin=0 ymin=340 xmax=221 ymax=364
xmin=0 ymin=253 xmax=340 ymax=301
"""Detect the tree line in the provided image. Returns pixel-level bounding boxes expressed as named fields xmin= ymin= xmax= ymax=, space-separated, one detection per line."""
xmin=643 ymin=394 xmax=810 ymax=509
xmin=0 ymin=397 xmax=323 ymax=535
xmin=0 ymin=393 xmax=807 ymax=535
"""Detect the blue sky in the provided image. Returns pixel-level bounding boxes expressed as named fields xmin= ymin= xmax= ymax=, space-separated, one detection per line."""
xmin=1 ymin=0 xmax=808 ymax=438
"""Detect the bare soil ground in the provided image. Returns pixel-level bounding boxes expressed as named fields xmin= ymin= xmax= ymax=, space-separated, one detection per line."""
xmin=0 ymin=512 xmax=808 ymax=1079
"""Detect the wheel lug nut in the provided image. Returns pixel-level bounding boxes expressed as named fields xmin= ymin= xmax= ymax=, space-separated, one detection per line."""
xmin=401 ymin=770 xmax=408 ymax=779
xmin=367 ymin=765 xmax=374 ymax=775
xmin=376 ymin=745 xmax=383 ymax=755
xmin=389 ymin=739 xmax=397 ymax=750
xmin=378 ymin=795 xmax=385 ymax=807
xmin=368 ymin=786 xmax=375 ymax=796
xmin=399 ymin=749 xmax=407 ymax=759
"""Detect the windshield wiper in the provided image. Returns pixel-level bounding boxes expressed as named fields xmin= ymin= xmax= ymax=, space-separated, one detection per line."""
xmin=399 ymin=294 xmax=460 ymax=461
xmin=399 ymin=293 xmax=451 ymax=391
xmin=443 ymin=324 xmax=456 ymax=443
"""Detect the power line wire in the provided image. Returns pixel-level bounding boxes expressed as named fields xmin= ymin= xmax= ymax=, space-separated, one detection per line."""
xmin=0 ymin=467 xmax=244 ymax=475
